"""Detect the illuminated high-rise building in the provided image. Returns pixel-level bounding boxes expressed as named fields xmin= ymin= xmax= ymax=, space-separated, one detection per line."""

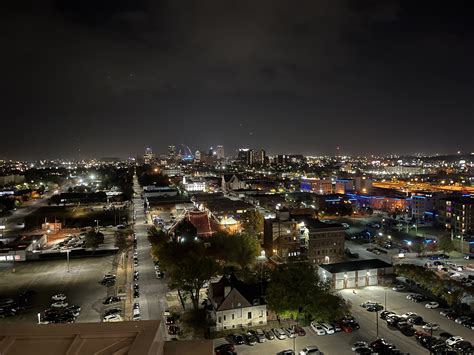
xmin=216 ymin=145 xmax=225 ymax=160
xmin=144 ymin=147 xmax=155 ymax=164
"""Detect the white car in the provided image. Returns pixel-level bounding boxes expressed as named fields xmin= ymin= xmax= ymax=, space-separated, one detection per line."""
xmin=400 ymin=312 xmax=417 ymax=319
xmin=51 ymin=301 xmax=68 ymax=308
xmin=310 ymin=322 xmax=326 ymax=336
xmin=446 ymin=336 xmax=464 ymax=347
xmin=272 ymin=328 xmax=287 ymax=340
xmin=352 ymin=341 xmax=368 ymax=351
xmin=422 ymin=323 xmax=440 ymax=331
xmin=103 ymin=314 xmax=123 ymax=322
xmin=406 ymin=294 xmax=419 ymax=300
xmin=320 ymin=323 xmax=335 ymax=335
xmin=163 ymin=309 xmax=171 ymax=317
xmin=425 ymin=302 xmax=439 ymax=309
xmin=300 ymin=346 xmax=320 ymax=355
xmin=52 ymin=294 xmax=67 ymax=301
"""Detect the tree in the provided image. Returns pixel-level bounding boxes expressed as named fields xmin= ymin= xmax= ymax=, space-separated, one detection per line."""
xmin=266 ymin=263 xmax=348 ymax=322
xmin=241 ymin=210 xmax=264 ymax=237
xmin=115 ymin=229 xmax=133 ymax=250
xmin=438 ymin=236 xmax=454 ymax=253
xmin=207 ymin=232 xmax=261 ymax=269
xmin=154 ymin=240 xmax=220 ymax=310
xmin=84 ymin=231 xmax=104 ymax=249
xmin=147 ymin=226 xmax=168 ymax=246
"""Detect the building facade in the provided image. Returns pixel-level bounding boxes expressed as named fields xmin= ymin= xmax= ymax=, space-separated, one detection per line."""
xmin=264 ymin=215 xmax=346 ymax=264
xmin=208 ymin=274 xmax=267 ymax=331
xmin=319 ymin=259 xmax=393 ymax=289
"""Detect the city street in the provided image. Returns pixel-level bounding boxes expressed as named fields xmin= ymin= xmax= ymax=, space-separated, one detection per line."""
xmin=132 ymin=173 xmax=169 ymax=324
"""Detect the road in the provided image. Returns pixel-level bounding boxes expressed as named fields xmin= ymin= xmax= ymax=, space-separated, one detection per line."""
xmin=132 ymin=172 xmax=168 ymax=327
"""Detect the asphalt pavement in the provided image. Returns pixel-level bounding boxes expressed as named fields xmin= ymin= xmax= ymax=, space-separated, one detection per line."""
xmin=132 ymin=173 xmax=169 ymax=326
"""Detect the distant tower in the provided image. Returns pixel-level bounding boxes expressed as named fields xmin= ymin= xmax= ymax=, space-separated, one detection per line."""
xmin=216 ymin=145 xmax=225 ymax=160
xmin=168 ymin=145 xmax=176 ymax=157
xmin=194 ymin=150 xmax=201 ymax=162
xmin=144 ymin=147 xmax=154 ymax=164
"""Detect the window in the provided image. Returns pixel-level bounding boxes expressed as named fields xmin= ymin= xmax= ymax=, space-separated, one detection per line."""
xmin=259 ymin=310 xmax=264 ymax=317
xmin=223 ymin=315 xmax=226 ymax=321
xmin=218 ymin=317 xmax=222 ymax=323
xmin=232 ymin=314 xmax=234 ymax=320
xmin=248 ymin=312 xmax=252 ymax=319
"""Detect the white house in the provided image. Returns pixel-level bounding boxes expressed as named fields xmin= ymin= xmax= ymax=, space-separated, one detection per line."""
xmin=208 ymin=274 xmax=267 ymax=331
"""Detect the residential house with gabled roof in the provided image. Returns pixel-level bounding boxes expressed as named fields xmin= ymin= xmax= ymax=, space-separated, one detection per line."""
xmin=208 ymin=273 xmax=267 ymax=331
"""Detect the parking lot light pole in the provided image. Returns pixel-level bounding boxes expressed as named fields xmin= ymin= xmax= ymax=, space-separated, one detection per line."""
xmin=66 ymin=247 xmax=70 ymax=273
xmin=376 ymin=310 xmax=379 ymax=339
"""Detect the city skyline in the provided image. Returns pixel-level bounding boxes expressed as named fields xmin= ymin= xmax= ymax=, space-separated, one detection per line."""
xmin=1 ymin=1 xmax=473 ymax=159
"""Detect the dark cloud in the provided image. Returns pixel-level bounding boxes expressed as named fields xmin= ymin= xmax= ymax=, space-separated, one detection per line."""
xmin=0 ymin=0 xmax=473 ymax=159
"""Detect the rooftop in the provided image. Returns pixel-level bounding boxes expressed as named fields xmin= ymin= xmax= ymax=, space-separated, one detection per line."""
xmin=319 ymin=259 xmax=392 ymax=274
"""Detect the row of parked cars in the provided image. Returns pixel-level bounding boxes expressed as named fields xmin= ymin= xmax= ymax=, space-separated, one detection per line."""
xmin=414 ymin=331 xmax=473 ymax=353
xmin=352 ymin=338 xmax=403 ymax=354
xmin=51 ymin=234 xmax=85 ymax=250
xmin=0 ymin=290 xmax=35 ymax=318
xmin=38 ymin=294 xmax=81 ymax=324
xmin=438 ymin=308 xmax=474 ymax=330
xmin=310 ymin=316 xmax=360 ymax=335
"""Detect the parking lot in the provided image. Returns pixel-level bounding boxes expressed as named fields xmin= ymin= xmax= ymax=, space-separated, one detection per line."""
xmin=0 ymin=254 xmax=117 ymax=324
xmin=213 ymin=285 xmax=473 ymax=355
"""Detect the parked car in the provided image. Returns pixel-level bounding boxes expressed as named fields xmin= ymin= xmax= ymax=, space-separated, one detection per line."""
xmin=380 ymin=311 xmax=396 ymax=320
xmin=51 ymin=301 xmax=68 ymax=308
xmin=425 ymin=301 xmax=439 ymax=309
xmin=272 ymin=328 xmax=287 ymax=340
xmin=104 ymin=308 xmax=121 ymax=317
xmin=103 ymin=296 xmax=121 ymax=305
xmin=337 ymin=320 xmax=353 ymax=333
xmin=277 ymin=350 xmax=295 ymax=355
xmin=51 ymin=294 xmax=67 ymax=301
xmin=283 ymin=327 xmax=296 ymax=338
xmin=330 ymin=321 xmax=341 ymax=332
xmin=366 ymin=304 xmax=383 ymax=312
xmin=103 ymin=314 xmax=122 ymax=322
xmin=300 ymin=346 xmax=320 ymax=354
xmin=455 ymin=316 xmax=471 ymax=324
xmin=214 ymin=343 xmax=235 ymax=355
xmin=310 ymin=322 xmax=326 ymax=335
xmin=392 ymin=285 xmax=406 ymax=292
xmin=422 ymin=323 xmax=440 ymax=331
xmin=251 ymin=329 xmax=267 ymax=343
xmin=352 ymin=341 xmax=368 ymax=351
xmin=439 ymin=309 xmax=454 ymax=316
xmin=407 ymin=315 xmax=424 ymax=325
xmin=294 ymin=325 xmax=306 ymax=336
xmin=320 ymin=323 xmax=335 ymax=334
xmin=168 ymin=325 xmax=179 ymax=335
xmin=229 ymin=334 xmax=245 ymax=345
xmin=244 ymin=332 xmax=257 ymax=345
xmin=264 ymin=329 xmax=275 ymax=340
xmin=446 ymin=336 xmax=464 ymax=347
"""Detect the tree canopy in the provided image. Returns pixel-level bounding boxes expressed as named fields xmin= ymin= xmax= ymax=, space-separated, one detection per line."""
xmin=266 ymin=263 xmax=349 ymax=322
xmin=241 ymin=210 xmax=264 ymax=237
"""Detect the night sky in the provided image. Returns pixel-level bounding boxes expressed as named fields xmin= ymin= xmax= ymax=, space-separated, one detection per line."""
xmin=1 ymin=0 xmax=473 ymax=160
